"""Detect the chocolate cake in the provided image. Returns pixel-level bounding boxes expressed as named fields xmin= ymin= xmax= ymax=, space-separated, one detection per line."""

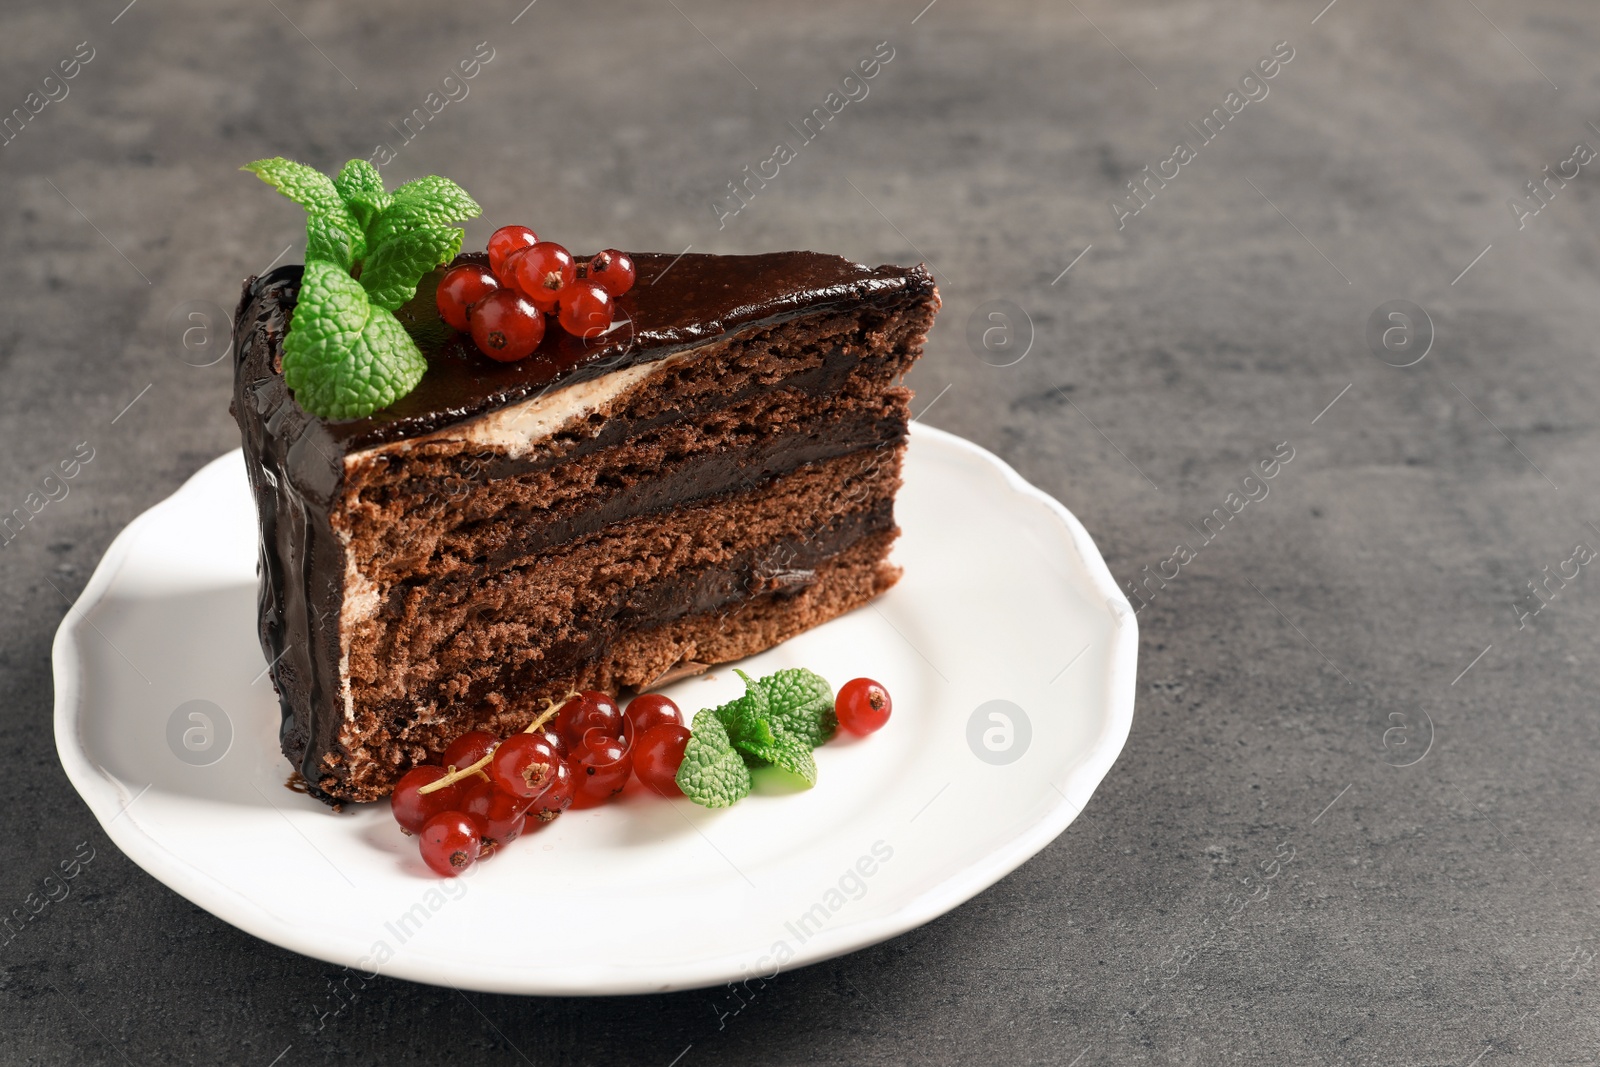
xmin=232 ymin=251 xmax=938 ymax=804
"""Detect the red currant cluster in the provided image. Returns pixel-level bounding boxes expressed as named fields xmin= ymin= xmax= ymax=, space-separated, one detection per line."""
xmin=435 ymin=225 xmax=637 ymax=363
xmin=390 ymin=690 xmax=689 ymax=877
xmin=391 ymin=678 xmax=893 ymax=878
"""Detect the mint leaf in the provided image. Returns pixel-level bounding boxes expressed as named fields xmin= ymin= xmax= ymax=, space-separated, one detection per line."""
xmin=282 ymin=262 xmax=426 ymax=419
xmin=304 ymin=212 xmax=362 ymax=273
xmin=341 ymin=306 xmax=428 ymax=413
xmin=392 ymin=175 xmax=480 ymax=218
xmin=711 ymin=670 xmax=819 ymax=785
xmin=360 ymin=225 xmax=464 ymax=312
xmin=676 ymin=709 xmax=752 ymax=808
xmin=334 ymin=159 xmax=390 ymax=233
xmin=739 ymin=725 xmax=818 ymax=786
xmin=367 ymin=176 xmax=480 ymax=249
xmin=244 ymin=157 xmax=365 ymax=271
xmin=712 ymin=673 xmax=777 ymax=753
xmin=759 ymin=668 xmax=837 ymax=747
xmin=282 ymin=260 xmax=365 ymax=362
xmin=244 ymin=157 xmax=344 ymax=215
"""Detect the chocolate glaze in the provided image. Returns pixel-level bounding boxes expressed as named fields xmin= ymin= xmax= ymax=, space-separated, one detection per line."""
xmin=230 ymin=249 xmax=935 ymax=803
xmin=337 ymin=251 xmax=931 ymax=448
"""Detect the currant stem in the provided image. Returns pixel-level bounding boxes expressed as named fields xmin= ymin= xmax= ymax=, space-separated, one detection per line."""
xmin=417 ymin=751 xmax=493 ymax=795
xmin=417 ymin=690 xmax=578 ymax=795
xmin=523 ymin=690 xmax=578 ymax=734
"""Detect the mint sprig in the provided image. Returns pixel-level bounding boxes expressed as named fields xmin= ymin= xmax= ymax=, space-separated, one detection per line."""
xmin=333 ymin=159 xmax=389 ymax=233
xmin=710 ymin=673 xmax=777 ymax=753
xmin=758 ymin=667 xmax=837 ymax=747
xmin=243 ymin=157 xmax=481 ymax=419
xmin=676 ymin=710 xmax=752 ymax=808
xmin=718 ymin=670 xmax=817 ymax=785
xmin=283 ymin=263 xmax=429 ymax=419
xmin=676 ymin=667 xmax=835 ymax=806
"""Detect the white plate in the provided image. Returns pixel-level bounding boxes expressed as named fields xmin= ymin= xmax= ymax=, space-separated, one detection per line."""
xmin=53 ymin=424 xmax=1136 ymax=995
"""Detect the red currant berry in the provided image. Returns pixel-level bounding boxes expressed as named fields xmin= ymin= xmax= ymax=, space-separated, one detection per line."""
xmin=441 ymin=730 xmax=499 ymax=772
xmin=510 ymin=241 xmax=576 ymax=312
xmin=489 ymin=732 xmax=562 ymax=798
xmin=391 ymin=766 xmax=464 ymax=834
xmin=487 ymin=224 xmax=539 ymax=279
xmin=624 ymin=694 xmax=682 ymax=739
xmin=633 ymin=723 xmax=690 ymax=797
xmin=538 ymin=727 xmax=569 ymax=761
xmin=496 ymin=245 xmax=532 ymax=291
xmin=526 ymin=758 xmax=575 ymax=826
xmin=553 ymin=691 xmax=624 ymax=749
xmin=571 ymin=728 xmax=632 ymax=807
xmin=587 ymin=250 xmax=636 ymax=297
xmin=836 ymin=677 xmax=892 ymax=736
xmin=557 ymin=281 xmax=613 ymax=339
xmin=436 ymin=264 xmax=500 ymax=332
xmin=419 ymin=811 xmax=484 ymax=877
xmin=462 ymin=779 xmax=533 ymax=846
xmin=469 ymin=289 xmax=545 ymax=362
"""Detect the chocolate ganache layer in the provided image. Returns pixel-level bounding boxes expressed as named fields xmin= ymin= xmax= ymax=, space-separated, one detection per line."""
xmin=232 ymin=250 xmax=937 ymax=803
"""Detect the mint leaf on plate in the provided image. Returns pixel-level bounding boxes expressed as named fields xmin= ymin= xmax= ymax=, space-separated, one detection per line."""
xmin=712 ymin=673 xmax=777 ymax=753
xmin=758 ymin=668 xmax=837 ymax=748
xmin=282 ymin=262 xmax=427 ymax=420
xmin=706 ymin=669 xmax=819 ymax=785
xmin=737 ymin=723 xmax=818 ymax=786
xmin=676 ymin=709 xmax=752 ymax=808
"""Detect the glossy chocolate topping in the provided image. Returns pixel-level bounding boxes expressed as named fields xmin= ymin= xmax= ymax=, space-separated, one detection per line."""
xmin=329 ymin=250 xmax=933 ymax=449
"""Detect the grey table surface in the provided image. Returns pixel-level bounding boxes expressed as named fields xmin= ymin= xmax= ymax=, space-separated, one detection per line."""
xmin=4 ymin=0 xmax=1598 ymax=1063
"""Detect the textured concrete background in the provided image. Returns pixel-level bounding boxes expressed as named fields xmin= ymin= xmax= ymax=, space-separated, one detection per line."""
xmin=4 ymin=0 xmax=1599 ymax=1063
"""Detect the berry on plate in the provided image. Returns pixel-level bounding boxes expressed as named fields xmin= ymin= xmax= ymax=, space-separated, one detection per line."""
xmin=442 ymin=729 xmax=499 ymax=772
xmin=419 ymin=811 xmax=484 ymax=877
xmin=391 ymin=765 xmax=464 ymax=834
xmin=462 ymin=779 xmax=534 ymax=846
xmin=624 ymin=693 xmax=682 ymax=738
xmin=489 ymin=732 xmax=563 ymax=798
xmin=554 ymin=691 xmax=623 ymax=749
xmin=570 ymin=728 xmax=632 ymax=807
xmin=633 ymin=723 xmax=690 ymax=797
xmin=526 ymin=758 xmax=575 ymax=826
xmin=836 ymin=677 xmax=892 ymax=736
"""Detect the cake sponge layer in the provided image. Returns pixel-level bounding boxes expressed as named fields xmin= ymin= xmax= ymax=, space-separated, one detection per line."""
xmin=337 ymin=302 xmax=927 ymax=585
xmin=328 ymin=527 xmax=901 ymax=800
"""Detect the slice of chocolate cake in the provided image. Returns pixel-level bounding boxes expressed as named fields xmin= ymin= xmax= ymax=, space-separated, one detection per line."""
xmin=232 ymin=251 xmax=938 ymax=804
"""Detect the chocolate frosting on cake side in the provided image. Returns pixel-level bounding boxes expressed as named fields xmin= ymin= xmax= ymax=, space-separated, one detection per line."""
xmin=230 ymin=250 xmax=936 ymax=803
